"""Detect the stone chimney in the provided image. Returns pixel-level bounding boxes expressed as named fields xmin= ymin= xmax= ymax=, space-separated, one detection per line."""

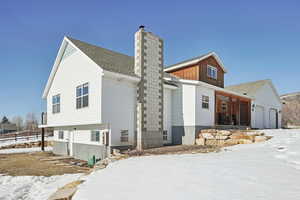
xmin=134 ymin=26 xmax=164 ymax=150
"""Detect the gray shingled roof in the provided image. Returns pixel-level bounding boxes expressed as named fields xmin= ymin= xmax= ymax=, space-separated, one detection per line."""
xmin=165 ymin=52 xmax=213 ymax=69
xmin=225 ymin=80 xmax=270 ymax=97
xmin=67 ymin=37 xmax=137 ymax=77
xmin=67 ymin=36 xmax=179 ymax=81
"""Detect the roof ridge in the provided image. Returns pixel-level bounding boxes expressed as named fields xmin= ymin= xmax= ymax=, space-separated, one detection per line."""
xmin=280 ymin=92 xmax=300 ymax=98
xmin=165 ymin=51 xmax=214 ymax=69
xmin=66 ymin=36 xmax=134 ymax=59
xmin=225 ymin=79 xmax=270 ymax=88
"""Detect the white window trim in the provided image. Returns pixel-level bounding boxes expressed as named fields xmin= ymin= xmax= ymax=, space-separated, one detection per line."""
xmin=52 ymin=94 xmax=60 ymax=114
xmin=76 ymin=83 xmax=89 ymax=109
xmin=91 ymin=130 xmax=100 ymax=142
xmin=207 ymin=65 xmax=218 ymax=80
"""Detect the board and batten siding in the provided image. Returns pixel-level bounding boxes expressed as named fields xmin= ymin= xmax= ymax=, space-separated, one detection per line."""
xmin=101 ymin=76 xmax=137 ymax=147
xmin=47 ymin=49 xmax=103 ymax=127
xmin=168 ymin=56 xmax=225 ymax=88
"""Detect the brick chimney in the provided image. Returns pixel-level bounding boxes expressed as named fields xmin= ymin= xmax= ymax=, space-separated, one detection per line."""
xmin=134 ymin=26 xmax=164 ymax=150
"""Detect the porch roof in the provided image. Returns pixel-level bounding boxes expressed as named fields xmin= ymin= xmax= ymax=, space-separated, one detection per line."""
xmin=176 ymin=79 xmax=253 ymax=100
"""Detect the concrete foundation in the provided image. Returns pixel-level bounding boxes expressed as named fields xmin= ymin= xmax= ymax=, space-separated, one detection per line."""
xmin=172 ymin=126 xmax=211 ymax=145
xmin=52 ymin=141 xmax=108 ymax=161
xmin=72 ymin=143 xmax=108 ymax=161
xmin=139 ymin=131 xmax=164 ymax=149
xmin=53 ymin=141 xmax=68 ymax=155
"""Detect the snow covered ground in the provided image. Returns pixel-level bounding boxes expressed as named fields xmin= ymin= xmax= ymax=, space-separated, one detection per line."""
xmin=0 ymin=174 xmax=82 ymax=200
xmin=0 ymin=146 xmax=53 ymax=154
xmin=74 ymin=129 xmax=300 ymax=200
xmin=0 ymin=136 xmax=53 ymax=148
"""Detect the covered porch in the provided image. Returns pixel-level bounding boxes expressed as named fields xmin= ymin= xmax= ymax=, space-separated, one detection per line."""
xmin=215 ymin=91 xmax=251 ymax=127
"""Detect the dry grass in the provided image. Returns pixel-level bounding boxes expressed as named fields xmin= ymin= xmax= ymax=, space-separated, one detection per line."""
xmin=0 ymin=152 xmax=90 ymax=176
xmin=125 ymin=145 xmax=220 ymax=157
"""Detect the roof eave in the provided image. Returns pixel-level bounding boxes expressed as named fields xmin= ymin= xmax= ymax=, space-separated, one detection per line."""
xmin=164 ymin=52 xmax=227 ymax=73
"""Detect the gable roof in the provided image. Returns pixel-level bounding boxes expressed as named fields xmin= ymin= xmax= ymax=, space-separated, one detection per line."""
xmin=42 ymin=36 xmax=179 ymax=98
xmin=225 ymin=79 xmax=279 ymax=98
xmin=164 ymin=52 xmax=227 ymax=73
xmin=66 ymin=37 xmax=137 ymax=77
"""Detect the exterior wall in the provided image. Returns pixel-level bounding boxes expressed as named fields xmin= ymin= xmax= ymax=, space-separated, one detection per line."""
xmin=195 ymin=86 xmax=215 ymax=126
xmin=47 ymin=47 xmax=103 ymax=127
xmin=53 ymin=141 xmax=68 ymax=155
xmin=101 ymin=76 xmax=137 ymax=147
xmin=199 ymin=56 xmax=224 ymax=88
xmin=135 ymin=28 xmax=164 ymax=149
xmin=171 ymin=82 xmax=215 ymax=145
xmin=172 ymin=83 xmax=215 ymax=127
xmin=170 ymin=64 xmax=199 ymax=81
xmin=72 ymin=143 xmax=107 ymax=161
xmin=163 ymin=88 xmax=172 ymax=144
xmin=251 ymin=83 xmax=282 ymax=129
xmin=53 ymin=125 xmax=109 ymax=161
xmin=168 ymin=56 xmax=225 ymax=88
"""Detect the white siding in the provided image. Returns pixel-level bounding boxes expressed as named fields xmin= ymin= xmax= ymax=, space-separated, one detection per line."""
xmin=101 ymin=77 xmax=137 ymax=146
xmin=163 ymin=88 xmax=172 ymax=144
xmin=47 ymin=49 xmax=103 ymax=126
xmin=195 ymin=86 xmax=215 ymax=126
xmin=251 ymin=83 xmax=282 ymax=129
xmin=172 ymin=83 xmax=215 ymax=127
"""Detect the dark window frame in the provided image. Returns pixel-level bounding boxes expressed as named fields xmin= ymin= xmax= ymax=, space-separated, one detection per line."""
xmin=163 ymin=130 xmax=168 ymax=141
xmin=58 ymin=131 xmax=64 ymax=139
xmin=121 ymin=130 xmax=129 ymax=142
xmin=202 ymin=95 xmax=209 ymax=109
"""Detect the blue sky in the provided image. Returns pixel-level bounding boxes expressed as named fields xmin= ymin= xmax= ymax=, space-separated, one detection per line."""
xmin=0 ymin=0 xmax=300 ymax=119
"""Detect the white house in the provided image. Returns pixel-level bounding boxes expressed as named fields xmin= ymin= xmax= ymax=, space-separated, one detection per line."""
xmin=40 ymin=26 xmax=282 ymax=161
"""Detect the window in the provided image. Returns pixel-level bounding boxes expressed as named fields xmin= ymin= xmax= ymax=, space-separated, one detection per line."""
xmin=76 ymin=83 xmax=89 ymax=109
xmin=52 ymin=94 xmax=60 ymax=114
xmin=58 ymin=131 xmax=64 ymax=139
xmin=163 ymin=130 xmax=168 ymax=141
xmin=202 ymin=95 xmax=209 ymax=109
xmin=207 ymin=65 xmax=217 ymax=79
xmin=91 ymin=130 xmax=100 ymax=142
xmin=121 ymin=130 xmax=129 ymax=142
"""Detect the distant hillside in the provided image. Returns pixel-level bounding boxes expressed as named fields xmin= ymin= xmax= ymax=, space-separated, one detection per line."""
xmin=281 ymin=92 xmax=300 ymax=127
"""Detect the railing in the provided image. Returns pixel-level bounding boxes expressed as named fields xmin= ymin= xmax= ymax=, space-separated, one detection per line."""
xmin=41 ymin=112 xmax=47 ymax=125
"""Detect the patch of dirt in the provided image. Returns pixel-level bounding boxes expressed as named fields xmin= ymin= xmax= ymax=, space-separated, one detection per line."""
xmin=125 ymin=145 xmax=220 ymax=157
xmin=0 ymin=152 xmax=90 ymax=176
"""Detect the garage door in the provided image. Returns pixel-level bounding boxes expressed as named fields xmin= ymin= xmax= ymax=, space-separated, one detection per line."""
xmin=255 ymin=106 xmax=264 ymax=129
xmin=269 ymin=109 xmax=277 ymax=129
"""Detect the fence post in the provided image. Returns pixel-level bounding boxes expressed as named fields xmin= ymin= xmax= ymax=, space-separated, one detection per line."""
xmin=41 ymin=128 xmax=45 ymax=151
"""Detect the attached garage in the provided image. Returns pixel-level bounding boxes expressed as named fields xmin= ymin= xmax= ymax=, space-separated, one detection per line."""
xmin=269 ymin=109 xmax=278 ymax=129
xmin=255 ymin=105 xmax=264 ymax=129
xmin=226 ymin=79 xmax=282 ymax=129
